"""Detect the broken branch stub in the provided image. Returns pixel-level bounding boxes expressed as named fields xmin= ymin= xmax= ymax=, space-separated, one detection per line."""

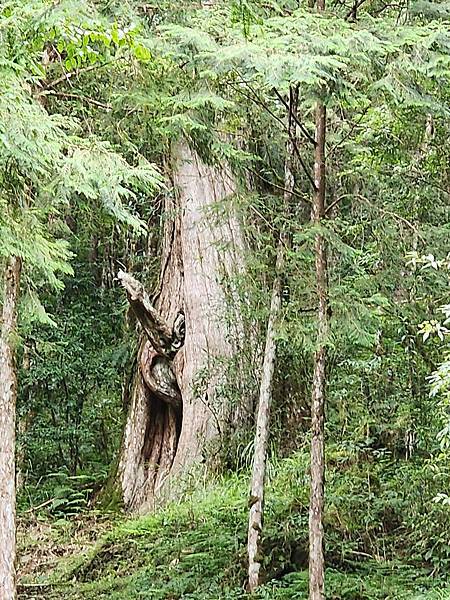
xmin=117 ymin=270 xmax=183 ymax=357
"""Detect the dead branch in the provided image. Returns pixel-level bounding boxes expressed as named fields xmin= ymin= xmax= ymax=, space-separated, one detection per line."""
xmin=117 ymin=270 xmax=175 ymax=357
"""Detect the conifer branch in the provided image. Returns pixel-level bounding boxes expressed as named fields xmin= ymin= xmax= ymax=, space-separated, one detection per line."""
xmin=246 ymin=166 xmax=312 ymax=203
xmin=42 ymin=61 xmax=118 ymax=90
xmin=37 ymin=91 xmax=112 ymax=110
xmin=231 ymin=82 xmax=317 ymax=191
xmin=326 ymin=107 xmax=369 ymax=157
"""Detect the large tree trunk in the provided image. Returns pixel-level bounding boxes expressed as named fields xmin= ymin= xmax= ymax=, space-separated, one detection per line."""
xmin=117 ymin=142 xmax=246 ymax=512
xmin=247 ymin=87 xmax=297 ymax=592
xmin=0 ymin=255 xmax=21 ymax=600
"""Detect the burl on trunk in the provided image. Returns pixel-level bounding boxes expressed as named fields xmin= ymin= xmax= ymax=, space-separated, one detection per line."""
xmin=116 ymin=142 xmax=246 ymax=512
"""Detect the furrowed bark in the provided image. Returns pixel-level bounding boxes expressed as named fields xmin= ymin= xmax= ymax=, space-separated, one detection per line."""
xmin=117 ymin=142 xmax=246 ymax=512
xmin=247 ymin=88 xmax=297 ymax=592
xmin=309 ymin=32 xmax=328 ymax=600
xmin=0 ymin=255 xmax=21 ymax=600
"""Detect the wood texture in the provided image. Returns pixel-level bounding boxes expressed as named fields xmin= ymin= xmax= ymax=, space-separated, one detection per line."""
xmin=0 ymin=255 xmax=21 ymax=600
xmin=117 ymin=142 xmax=246 ymax=512
xmin=247 ymin=87 xmax=297 ymax=592
xmin=309 ymin=91 xmax=328 ymax=600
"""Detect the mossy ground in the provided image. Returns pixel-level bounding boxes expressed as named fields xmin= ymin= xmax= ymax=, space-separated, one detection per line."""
xmin=17 ymin=448 xmax=450 ymax=600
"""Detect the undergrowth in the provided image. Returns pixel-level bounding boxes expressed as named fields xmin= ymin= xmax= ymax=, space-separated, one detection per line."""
xmin=19 ymin=446 xmax=450 ymax=599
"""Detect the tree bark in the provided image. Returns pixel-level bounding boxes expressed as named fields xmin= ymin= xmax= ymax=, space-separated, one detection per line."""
xmin=247 ymin=253 xmax=282 ymax=592
xmin=117 ymin=142 xmax=247 ymax=512
xmin=0 ymin=255 xmax=21 ymax=600
xmin=309 ymin=60 xmax=328 ymax=600
xmin=247 ymin=87 xmax=297 ymax=592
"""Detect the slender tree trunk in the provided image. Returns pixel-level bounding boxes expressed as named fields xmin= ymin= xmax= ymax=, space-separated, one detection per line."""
xmin=309 ymin=2 xmax=327 ymax=595
xmin=16 ymin=345 xmax=31 ymax=493
xmin=247 ymin=253 xmax=282 ymax=592
xmin=0 ymin=255 xmax=21 ymax=600
xmin=308 ymin=0 xmax=328 ymax=586
xmin=117 ymin=142 xmax=247 ymax=512
xmin=309 ymin=102 xmax=327 ymax=600
xmin=247 ymin=88 xmax=297 ymax=592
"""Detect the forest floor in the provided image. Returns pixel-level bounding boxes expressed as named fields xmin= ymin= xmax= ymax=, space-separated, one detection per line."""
xmin=16 ymin=449 xmax=450 ymax=600
xmin=17 ymin=513 xmax=116 ymax=599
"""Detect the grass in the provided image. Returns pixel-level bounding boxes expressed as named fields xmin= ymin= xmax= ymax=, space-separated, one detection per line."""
xmin=17 ymin=447 xmax=450 ymax=599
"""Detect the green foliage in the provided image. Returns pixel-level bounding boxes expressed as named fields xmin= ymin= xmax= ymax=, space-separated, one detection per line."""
xmin=415 ymin=254 xmax=450 ymax=468
xmin=410 ymin=1 xmax=450 ymax=19
xmin=45 ymin=471 xmax=104 ymax=516
xmin=17 ymin=266 xmax=127 ymax=507
xmin=22 ymin=451 xmax=450 ymax=598
xmin=6 ymin=0 xmax=450 ymax=596
xmin=0 ymin=0 xmax=162 ymax=330
xmin=160 ymin=6 xmax=450 ymax=111
xmin=1 ymin=0 xmax=149 ymax=75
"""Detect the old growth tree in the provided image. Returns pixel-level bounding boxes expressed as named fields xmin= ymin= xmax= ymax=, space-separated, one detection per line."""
xmin=2 ymin=0 xmax=450 ymax=598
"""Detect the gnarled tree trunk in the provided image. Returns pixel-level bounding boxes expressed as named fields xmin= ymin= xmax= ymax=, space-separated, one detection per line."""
xmin=0 ymin=255 xmax=21 ymax=600
xmin=117 ymin=142 xmax=246 ymax=512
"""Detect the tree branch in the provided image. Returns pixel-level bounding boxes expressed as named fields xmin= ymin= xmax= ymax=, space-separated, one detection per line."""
xmin=42 ymin=60 xmax=118 ymax=89
xmin=324 ymin=194 xmax=347 ymax=215
xmin=345 ymin=0 xmax=369 ymax=19
xmin=117 ymin=270 xmax=176 ymax=357
xmin=291 ymin=135 xmax=318 ymax=191
xmin=272 ymin=87 xmax=317 ymax=146
xmin=231 ymin=81 xmax=317 ymax=191
xmin=36 ymin=91 xmax=112 ymax=110
xmin=326 ymin=106 xmax=369 ymax=157
xmin=245 ymin=166 xmax=311 ymax=203
xmin=354 ymin=195 xmax=425 ymax=242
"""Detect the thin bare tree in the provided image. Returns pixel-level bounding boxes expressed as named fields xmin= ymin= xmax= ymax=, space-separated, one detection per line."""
xmin=0 ymin=256 xmax=21 ymax=600
xmin=309 ymin=0 xmax=329 ymax=598
xmin=247 ymin=87 xmax=298 ymax=592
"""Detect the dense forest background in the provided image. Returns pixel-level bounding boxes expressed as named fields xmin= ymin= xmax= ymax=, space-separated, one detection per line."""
xmin=0 ymin=0 xmax=449 ymax=598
